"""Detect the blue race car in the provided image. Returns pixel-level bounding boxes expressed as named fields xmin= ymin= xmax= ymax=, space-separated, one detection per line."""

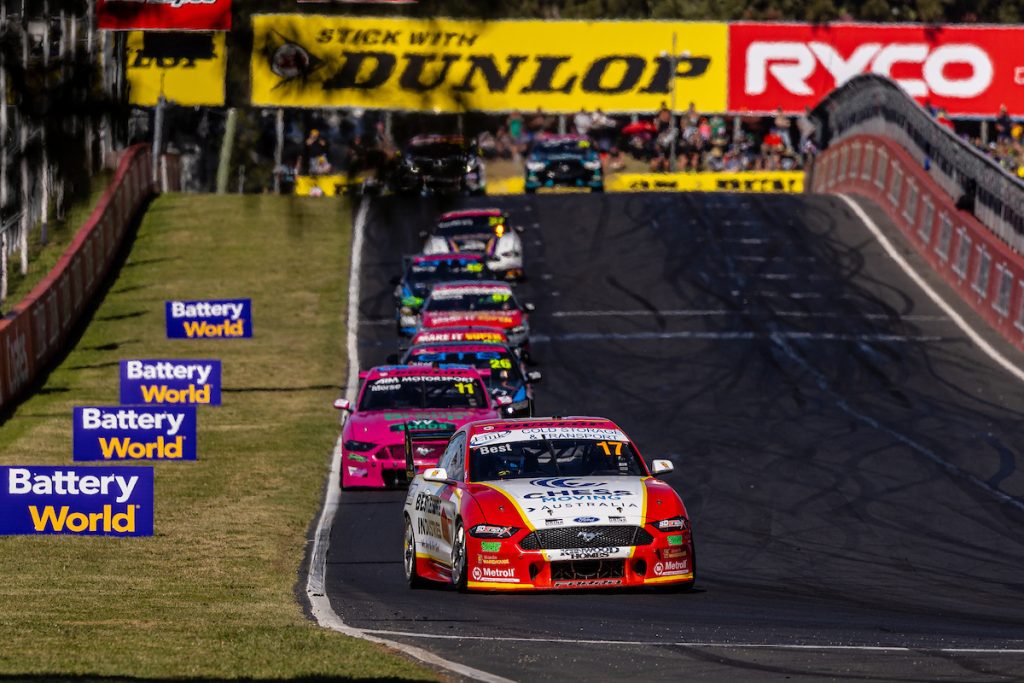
xmin=393 ymin=253 xmax=488 ymax=336
xmin=524 ymin=135 xmax=603 ymax=193
xmin=401 ymin=340 xmax=541 ymax=417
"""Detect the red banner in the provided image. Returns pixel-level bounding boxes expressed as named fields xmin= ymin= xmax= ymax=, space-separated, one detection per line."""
xmin=728 ymin=22 xmax=1024 ymax=116
xmin=97 ymin=0 xmax=231 ymax=31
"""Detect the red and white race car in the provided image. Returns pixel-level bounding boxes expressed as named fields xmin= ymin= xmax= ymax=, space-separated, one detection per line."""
xmin=418 ymin=281 xmax=533 ymax=358
xmin=333 ymin=365 xmax=499 ymax=489
xmin=402 ymin=417 xmax=695 ymax=591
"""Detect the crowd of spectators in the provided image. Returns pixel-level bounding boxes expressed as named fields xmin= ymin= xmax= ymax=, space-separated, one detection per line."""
xmin=970 ymin=106 xmax=1024 ymax=179
xmin=474 ymin=103 xmax=811 ymax=173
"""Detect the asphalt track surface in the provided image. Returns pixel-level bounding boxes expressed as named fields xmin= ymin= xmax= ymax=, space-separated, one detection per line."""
xmin=327 ymin=191 xmax=1024 ymax=682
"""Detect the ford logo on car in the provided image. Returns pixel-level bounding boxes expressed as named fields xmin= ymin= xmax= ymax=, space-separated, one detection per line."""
xmin=574 ymin=516 xmax=600 ymax=524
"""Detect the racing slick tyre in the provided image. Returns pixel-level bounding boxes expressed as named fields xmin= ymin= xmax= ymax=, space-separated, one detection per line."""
xmin=403 ymin=516 xmax=427 ymax=588
xmin=450 ymin=520 xmax=469 ymax=592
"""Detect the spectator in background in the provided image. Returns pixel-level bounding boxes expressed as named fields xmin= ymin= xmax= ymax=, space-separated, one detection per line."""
xmin=655 ymin=101 xmax=672 ymax=134
xmin=772 ymin=107 xmax=793 ymax=152
xmin=574 ymin=108 xmax=592 ymax=137
xmin=507 ymin=111 xmax=525 ymax=157
xmin=936 ymin=109 xmax=955 ymax=131
xmin=995 ymin=105 xmax=1013 ymax=142
xmin=301 ymin=128 xmax=330 ymax=175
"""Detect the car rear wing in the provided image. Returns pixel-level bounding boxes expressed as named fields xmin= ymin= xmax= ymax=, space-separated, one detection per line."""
xmin=403 ymin=426 xmax=456 ymax=481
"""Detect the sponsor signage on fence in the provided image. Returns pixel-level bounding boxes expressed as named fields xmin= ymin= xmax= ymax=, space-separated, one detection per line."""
xmin=98 ymin=0 xmax=231 ymax=31
xmin=120 ymin=359 xmax=222 ymax=405
xmin=0 ymin=466 xmax=154 ymax=536
xmin=609 ymin=171 xmax=804 ymax=193
xmin=166 ymin=298 xmax=252 ymax=338
xmin=73 ymin=406 xmax=198 ymax=461
xmin=728 ymin=22 xmax=1024 ymax=116
xmin=126 ymin=32 xmax=227 ymax=106
xmin=250 ymin=15 xmax=728 ymax=113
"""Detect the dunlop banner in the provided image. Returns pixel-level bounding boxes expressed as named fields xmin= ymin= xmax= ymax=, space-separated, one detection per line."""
xmin=250 ymin=15 xmax=728 ymax=113
xmin=127 ymin=32 xmax=227 ymax=106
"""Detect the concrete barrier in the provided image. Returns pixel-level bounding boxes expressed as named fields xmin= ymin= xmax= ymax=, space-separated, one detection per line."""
xmin=0 ymin=145 xmax=155 ymax=413
xmin=814 ymin=134 xmax=1024 ymax=352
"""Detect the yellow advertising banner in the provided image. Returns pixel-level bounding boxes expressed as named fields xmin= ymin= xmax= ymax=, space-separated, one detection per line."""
xmin=488 ymin=172 xmax=804 ymax=195
xmin=250 ymin=15 xmax=728 ymax=113
xmin=126 ymin=32 xmax=226 ymax=106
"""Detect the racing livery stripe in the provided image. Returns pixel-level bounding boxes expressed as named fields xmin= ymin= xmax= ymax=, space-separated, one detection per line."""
xmin=476 ymin=482 xmax=537 ymax=532
xmin=467 ymin=581 xmax=536 ymax=590
xmin=630 ymin=477 xmax=651 ymax=560
xmin=643 ymin=573 xmax=694 ymax=584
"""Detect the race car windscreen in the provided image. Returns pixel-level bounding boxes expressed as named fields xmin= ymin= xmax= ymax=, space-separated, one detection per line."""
xmin=423 ymin=289 xmax=518 ymax=313
xmin=406 ymin=259 xmax=485 ymax=286
xmin=534 ymin=140 xmax=590 ymax=157
xmin=409 ymin=142 xmax=464 ymax=159
xmin=406 ymin=348 xmax=524 ymax=388
xmin=469 ymin=429 xmax=646 ymax=481
xmin=359 ymin=375 xmax=487 ymax=411
xmin=436 ymin=215 xmax=502 ymax=238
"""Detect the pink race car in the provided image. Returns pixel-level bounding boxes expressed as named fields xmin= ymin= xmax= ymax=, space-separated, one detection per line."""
xmin=334 ymin=365 xmax=500 ymax=489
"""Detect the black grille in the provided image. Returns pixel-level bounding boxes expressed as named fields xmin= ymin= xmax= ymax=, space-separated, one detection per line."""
xmin=551 ymin=560 xmax=625 ymax=580
xmin=545 ymin=159 xmax=585 ymax=181
xmin=519 ymin=525 xmax=653 ymax=550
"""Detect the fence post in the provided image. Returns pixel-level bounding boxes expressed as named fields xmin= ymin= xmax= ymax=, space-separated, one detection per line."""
xmin=216 ymin=107 xmax=237 ymax=194
xmin=273 ymin=108 xmax=284 ymax=194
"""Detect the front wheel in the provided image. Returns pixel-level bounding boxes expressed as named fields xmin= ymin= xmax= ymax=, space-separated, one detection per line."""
xmin=404 ymin=517 xmax=427 ymax=588
xmin=450 ymin=521 xmax=468 ymax=592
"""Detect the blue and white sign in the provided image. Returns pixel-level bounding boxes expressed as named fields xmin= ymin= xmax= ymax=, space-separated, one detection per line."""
xmin=166 ymin=298 xmax=253 ymax=339
xmin=73 ymin=406 xmax=197 ymax=461
xmin=119 ymin=359 xmax=222 ymax=406
xmin=0 ymin=466 xmax=154 ymax=536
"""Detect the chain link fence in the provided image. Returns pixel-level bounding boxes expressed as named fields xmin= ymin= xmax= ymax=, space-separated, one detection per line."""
xmin=811 ymin=74 xmax=1024 ymax=255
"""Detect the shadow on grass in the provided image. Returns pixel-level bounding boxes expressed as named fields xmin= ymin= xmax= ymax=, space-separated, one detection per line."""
xmin=223 ymin=385 xmax=342 ymax=393
xmin=94 ymin=310 xmax=147 ymax=322
xmin=1 ymin=678 xmax=436 ymax=683
xmin=123 ymin=256 xmax=181 ymax=268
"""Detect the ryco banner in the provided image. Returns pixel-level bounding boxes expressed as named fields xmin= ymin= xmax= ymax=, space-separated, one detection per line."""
xmin=126 ymin=32 xmax=227 ymax=106
xmin=728 ymin=22 xmax=1024 ymax=115
xmin=0 ymin=466 xmax=154 ymax=536
xmin=166 ymin=298 xmax=252 ymax=338
xmin=98 ymin=0 xmax=231 ymax=31
xmin=73 ymin=406 xmax=198 ymax=461
xmin=120 ymin=359 xmax=222 ymax=406
xmin=250 ymin=15 xmax=728 ymax=112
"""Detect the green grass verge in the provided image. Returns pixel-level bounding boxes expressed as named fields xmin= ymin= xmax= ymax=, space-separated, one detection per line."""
xmin=0 ymin=194 xmax=438 ymax=682
xmin=4 ymin=171 xmax=113 ymax=307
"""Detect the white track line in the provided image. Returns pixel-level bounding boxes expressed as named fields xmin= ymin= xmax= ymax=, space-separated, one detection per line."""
xmin=550 ymin=309 xmax=948 ymax=322
xmin=839 ymin=195 xmax=1024 ymax=384
xmin=304 ymin=201 xmax=515 ymax=683
xmin=531 ymin=331 xmax=943 ymax=343
xmin=362 ymin=630 xmax=1024 ymax=654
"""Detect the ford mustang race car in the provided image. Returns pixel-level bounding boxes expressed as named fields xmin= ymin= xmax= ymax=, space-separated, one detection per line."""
xmin=410 ymin=326 xmax=509 ymax=347
xmin=333 ymin=365 xmax=498 ymax=489
xmin=402 ymin=341 xmax=541 ymax=417
xmin=418 ymin=281 xmax=534 ymax=358
xmin=524 ymin=135 xmax=603 ymax=194
xmin=388 ymin=135 xmax=485 ymax=196
xmin=402 ymin=417 xmax=694 ymax=591
xmin=423 ymin=209 xmax=524 ymax=281
xmin=393 ymin=254 xmax=488 ymax=336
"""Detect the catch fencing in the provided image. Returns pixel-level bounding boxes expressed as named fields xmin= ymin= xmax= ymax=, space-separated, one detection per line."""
xmin=810 ymin=75 xmax=1024 ymax=351
xmin=0 ymin=145 xmax=154 ymax=414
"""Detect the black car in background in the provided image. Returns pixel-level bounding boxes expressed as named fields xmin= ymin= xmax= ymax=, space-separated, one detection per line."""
xmin=388 ymin=135 xmax=486 ymax=196
xmin=524 ymin=134 xmax=604 ymax=193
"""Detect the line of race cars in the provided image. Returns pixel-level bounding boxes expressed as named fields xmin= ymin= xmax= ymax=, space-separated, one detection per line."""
xmin=333 ymin=203 xmax=694 ymax=592
xmin=381 ymin=133 xmax=605 ymax=196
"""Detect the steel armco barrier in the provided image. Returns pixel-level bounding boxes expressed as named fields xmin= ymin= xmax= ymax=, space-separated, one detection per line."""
xmin=811 ymin=74 xmax=1024 ymax=255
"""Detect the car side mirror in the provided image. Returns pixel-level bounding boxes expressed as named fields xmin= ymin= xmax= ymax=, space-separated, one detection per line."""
xmin=651 ymin=459 xmax=674 ymax=475
xmin=423 ymin=467 xmax=449 ymax=483
xmin=524 ymin=302 xmax=536 ymax=312
xmin=333 ymin=398 xmax=353 ymax=412
xmin=526 ymin=370 xmax=543 ymax=384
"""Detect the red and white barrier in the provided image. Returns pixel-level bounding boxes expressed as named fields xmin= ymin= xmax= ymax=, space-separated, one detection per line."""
xmin=814 ymin=134 xmax=1024 ymax=352
xmin=0 ymin=145 xmax=155 ymax=413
